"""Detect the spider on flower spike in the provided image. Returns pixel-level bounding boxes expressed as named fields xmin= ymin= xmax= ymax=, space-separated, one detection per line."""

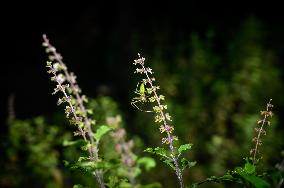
xmin=131 ymin=81 xmax=153 ymax=113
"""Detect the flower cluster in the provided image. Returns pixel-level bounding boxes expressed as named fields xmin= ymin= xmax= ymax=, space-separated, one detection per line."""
xmin=133 ymin=54 xmax=177 ymax=145
xmin=43 ymin=35 xmax=94 ymax=140
xmin=250 ymin=99 xmax=274 ymax=164
xmin=43 ymin=35 xmax=105 ymax=187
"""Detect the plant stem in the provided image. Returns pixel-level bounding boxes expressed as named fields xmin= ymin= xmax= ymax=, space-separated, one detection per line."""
xmin=139 ymin=61 xmax=184 ymax=188
xmin=252 ymin=99 xmax=272 ymax=165
xmin=43 ymin=35 xmax=105 ymax=188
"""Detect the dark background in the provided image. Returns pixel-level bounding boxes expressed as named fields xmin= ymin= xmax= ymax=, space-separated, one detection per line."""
xmin=1 ymin=1 xmax=284 ymax=124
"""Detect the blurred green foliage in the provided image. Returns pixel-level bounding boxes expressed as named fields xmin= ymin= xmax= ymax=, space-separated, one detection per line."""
xmin=1 ymin=117 xmax=64 ymax=188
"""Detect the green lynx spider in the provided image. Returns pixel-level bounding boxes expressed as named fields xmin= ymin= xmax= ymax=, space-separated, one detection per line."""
xmin=131 ymin=81 xmax=152 ymax=112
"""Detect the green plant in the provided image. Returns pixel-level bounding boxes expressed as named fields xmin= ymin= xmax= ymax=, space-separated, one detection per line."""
xmin=195 ymin=99 xmax=275 ymax=188
xmin=131 ymin=54 xmax=196 ymax=188
xmin=43 ymin=34 xmax=109 ymax=188
xmin=250 ymin=99 xmax=273 ymax=164
xmin=2 ymin=116 xmax=64 ymax=188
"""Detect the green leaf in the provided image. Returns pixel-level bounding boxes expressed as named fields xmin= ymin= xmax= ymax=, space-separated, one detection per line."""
xmin=81 ymin=143 xmax=92 ymax=151
xmin=63 ymin=139 xmax=85 ymax=147
xmin=244 ymin=162 xmax=256 ymax=174
xmin=145 ymin=147 xmax=173 ymax=171
xmin=65 ymin=159 xmax=113 ymax=174
xmin=87 ymin=109 xmax=93 ymax=114
xmin=207 ymin=176 xmax=217 ymax=180
xmin=78 ymin=157 xmax=88 ymax=162
xmin=75 ymin=161 xmax=95 ymax=171
xmin=144 ymin=147 xmax=168 ymax=158
xmin=219 ymin=174 xmax=234 ymax=181
xmin=144 ymin=148 xmax=154 ymax=153
xmin=107 ymin=176 xmax=121 ymax=187
xmin=178 ymin=144 xmax=192 ymax=154
xmin=117 ymin=167 xmax=130 ymax=177
xmin=132 ymin=167 xmax=142 ymax=177
xmin=154 ymin=147 xmax=168 ymax=158
xmin=234 ymin=166 xmax=244 ymax=174
xmin=162 ymin=159 xmax=175 ymax=170
xmin=181 ymin=158 xmax=196 ymax=171
xmin=137 ymin=157 xmax=156 ymax=171
xmin=241 ymin=175 xmax=270 ymax=188
xmin=73 ymin=185 xmax=86 ymax=188
xmin=117 ymin=166 xmax=141 ymax=178
xmin=197 ymin=174 xmax=234 ymax=186
xmin=94 ymin=125 xmax=111 ymax=143
xmin=63 ymin=160 xmax=70 ymax=166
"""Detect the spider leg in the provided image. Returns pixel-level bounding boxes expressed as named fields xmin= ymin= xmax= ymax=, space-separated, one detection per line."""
xmin=134 ymin=91 xmax=140 ymax=95
xmin=143 ymin=109 xmax=153 ymax=113
xmin=131 ymin=100 xmax=143 ymax=111
xmin=131 ymin=98 xmax=153 ymax=113
xmin=135 ymin=82 xmax=140 ymax=92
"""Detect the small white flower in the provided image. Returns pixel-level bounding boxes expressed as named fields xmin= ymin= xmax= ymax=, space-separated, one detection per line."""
xmin=146 ymin=67 xmax=153 ymax=74
xmin=56 ymin=73 xmax=65 ymax=84
xmin=53 ymin=63 xmax=61 ymax=71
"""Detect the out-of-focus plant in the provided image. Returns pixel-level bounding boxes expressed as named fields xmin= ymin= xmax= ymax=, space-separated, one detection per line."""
xmin=1 ymin=116 xmax=63 ymax=188
xmin=273 ymin=153 xmax=284 ymax=188
xmin=195 ymin=99 xmax=274 ymax=188
xmin=107 ymin=116 xmax=160 ymax=188
xmin=250 ymin=99 xmax=274 ymax=165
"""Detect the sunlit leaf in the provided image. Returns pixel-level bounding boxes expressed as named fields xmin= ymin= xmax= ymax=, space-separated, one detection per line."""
xmin=244 ymin=162 xmax=256 ymax=174
xmin=144 ymin=147 xmax=168 ymax=159
xmin=63 ymin=139 xmax=85 ymax=147
xmin=178 ymin=144 xmax=192 ymax=154
xmin=73 ymin=184 xmax=86 ymax=188
xmin=137 ymin=157 xmax=156 ymax=171
xmin=94 ymin=125 xmax=111 ymax=143
xmin=162 ymin=159 xmax=175 ymax=170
